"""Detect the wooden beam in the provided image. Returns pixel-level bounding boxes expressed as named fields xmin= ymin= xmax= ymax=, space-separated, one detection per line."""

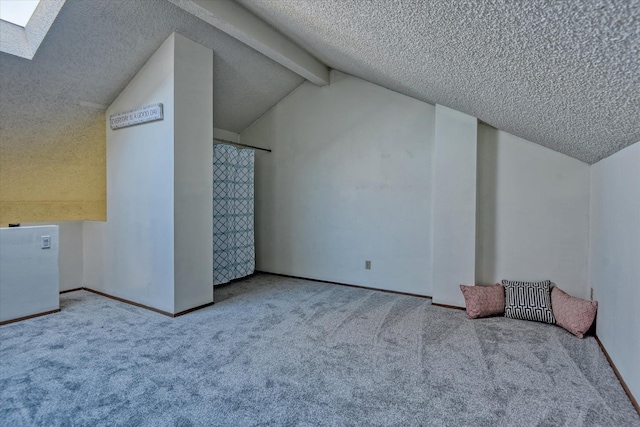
xmin=168 ymin=0 xmax=330 ymax=86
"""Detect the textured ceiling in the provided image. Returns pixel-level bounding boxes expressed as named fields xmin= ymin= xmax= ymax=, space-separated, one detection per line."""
xmin=237 ymin=0 xmax=640 ymax=164
xmin=0 ymin=0 xmax=304 ymax=135
xmin=0 ymin=0 xmax=303 ymax=223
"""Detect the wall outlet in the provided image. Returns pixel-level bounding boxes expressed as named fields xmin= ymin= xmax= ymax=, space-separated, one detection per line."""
xmin=590 ymin=288 xmax=594 ymax=301
xmin=41 ymin=235 xmax=51 ymax=249
xmin=365 ymin=260 xmax=371 ymax=270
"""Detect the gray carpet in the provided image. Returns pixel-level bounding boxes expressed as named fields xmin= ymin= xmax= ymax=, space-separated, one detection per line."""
xmin=1 ymin=273 xmax=638 ymax=426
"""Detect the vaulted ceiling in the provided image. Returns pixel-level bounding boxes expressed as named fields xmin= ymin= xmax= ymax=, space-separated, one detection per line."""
xmin=0 ymin=0 xmax=304 ymax=222
xmin=0 ymin=0 xmax=304 ymax=135
xmin=236 ymin=0 xmax=639 ymax=164
xmin=0 ymin=0 xmax=638 ymax=169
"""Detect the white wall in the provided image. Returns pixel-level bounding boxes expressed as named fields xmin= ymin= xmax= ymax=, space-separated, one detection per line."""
xmin=0 ymin=225 xmax=59 ymax=322
xmin=26 ymin=221 xmax=83 ymax=292
xmin=82 ymin=220 xmax=106 ymax=293
xmin=476 ymin=125 xmax=591 ymax=298
xmin=98 ymin=33 xmax=177 ymax=313
xmin=589 ymin=141 xmax=640 ymax=401
xmin=84 ymin=33 xmax=213 ymax=314
xmin=241 ymin=71 xmax=435 ymax=295
xmin=214 ymin=127 xmax=239 ymax=143
xmin=431 ymin=105 xmax=477 ymax=307
xmin=173 ymin=33 xmax=214 ymax=313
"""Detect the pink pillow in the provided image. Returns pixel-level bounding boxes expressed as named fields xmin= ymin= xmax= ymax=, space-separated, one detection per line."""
xmin=460 ymin=284 xmax=505 ymax=319
xmin=551 ymin=286 xmax=598 ymax=338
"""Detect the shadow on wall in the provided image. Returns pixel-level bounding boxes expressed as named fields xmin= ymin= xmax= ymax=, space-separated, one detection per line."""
xmin=474 ymin=124 xmax=590 ymax=298
xmin=475 ymin=124 xmax=499 ymax=284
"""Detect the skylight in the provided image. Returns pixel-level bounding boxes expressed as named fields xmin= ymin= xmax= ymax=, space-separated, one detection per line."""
xmin=0 ymin=0 xmax=63 ymax=59
xmin=0 ymin=0 xmax=40 ymax=27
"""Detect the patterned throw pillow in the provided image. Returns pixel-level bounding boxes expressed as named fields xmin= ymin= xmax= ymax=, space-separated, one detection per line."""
xmin=502 ymin=280 xmax=556 ymax=324
xmin=459 ymin=284 xmax=505 ymax=319
xmin=551 ymin=286 xmax=598 ymax=338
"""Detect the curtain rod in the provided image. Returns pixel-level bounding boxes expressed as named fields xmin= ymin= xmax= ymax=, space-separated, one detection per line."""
xmin=213 ymin=137 xmax=272 ymax=153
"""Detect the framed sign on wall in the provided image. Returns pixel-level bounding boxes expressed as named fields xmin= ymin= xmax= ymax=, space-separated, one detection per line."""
xmin=110 ymin=103 xmax=163 ymax=130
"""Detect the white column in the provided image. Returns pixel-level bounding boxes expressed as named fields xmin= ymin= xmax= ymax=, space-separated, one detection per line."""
xmin=431 ymin=104 xmax=477 ymax=307
xmin=173 ymin=33 xmax=214 ymax=313
xmin=86 ymin=33 xmax=213 ymax=314
xmin=103 ymin=34 xmax=177 ymax=313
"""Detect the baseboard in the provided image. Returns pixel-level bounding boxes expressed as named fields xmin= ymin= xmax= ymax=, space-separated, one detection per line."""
xmin=257 ymin=271 xmax=432 ymax=300
xmin=214 ymin=272 xmax=257 ymax=288
xmin=0 ymin=309 xmax=61 ymax=326
xmin=82 ymin=288 xmax=176 ymax=317
xmin=174 ymin=301 xmax=215 ymax=317
xmin=60 ymin=288 xmax=83 ymax=294
xmin=595 ymin=335 xmax=640 ymax=416
xmin=431 ymin=302 xmax=465 ymax=311
xmin=79 ymin=288 xmax=214 ymax=318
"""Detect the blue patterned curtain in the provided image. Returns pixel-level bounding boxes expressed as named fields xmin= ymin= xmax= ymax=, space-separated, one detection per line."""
xmin=213 ymin=145 xmax=255 ymax=285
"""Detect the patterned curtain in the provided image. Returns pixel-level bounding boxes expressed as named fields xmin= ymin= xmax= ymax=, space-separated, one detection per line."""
xmin=213 ymin=144 xmax=255 ymax=285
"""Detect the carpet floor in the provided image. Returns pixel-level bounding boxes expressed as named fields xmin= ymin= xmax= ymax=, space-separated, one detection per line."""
xmin=1 ymin=273 xmax=638 ymax=426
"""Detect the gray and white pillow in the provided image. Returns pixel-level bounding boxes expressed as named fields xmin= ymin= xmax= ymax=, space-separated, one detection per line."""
xmin=502 ymin=280 xmax=556 ymax=324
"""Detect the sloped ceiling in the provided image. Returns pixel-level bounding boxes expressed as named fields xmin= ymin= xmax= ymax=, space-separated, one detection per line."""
xmin=0 ymin=0 xmax=303 ymax=223
xmin=237 ymin=0 xmax=640 ymax=164
xmin=0 ymin=0 xmax=304 ymax=134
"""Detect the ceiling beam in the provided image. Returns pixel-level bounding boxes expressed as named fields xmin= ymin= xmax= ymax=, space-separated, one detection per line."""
xmin=168 ymin=0 xmax=330 ymax=86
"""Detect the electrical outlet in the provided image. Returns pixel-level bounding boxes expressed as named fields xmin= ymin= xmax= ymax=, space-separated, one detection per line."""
xmin=590 ymin=288 xmax=594 ymax=301
xmin=365 ymin=260 xmax=371 ymax=270
xmin=41 ymin=235 xmax=51 ymax=249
